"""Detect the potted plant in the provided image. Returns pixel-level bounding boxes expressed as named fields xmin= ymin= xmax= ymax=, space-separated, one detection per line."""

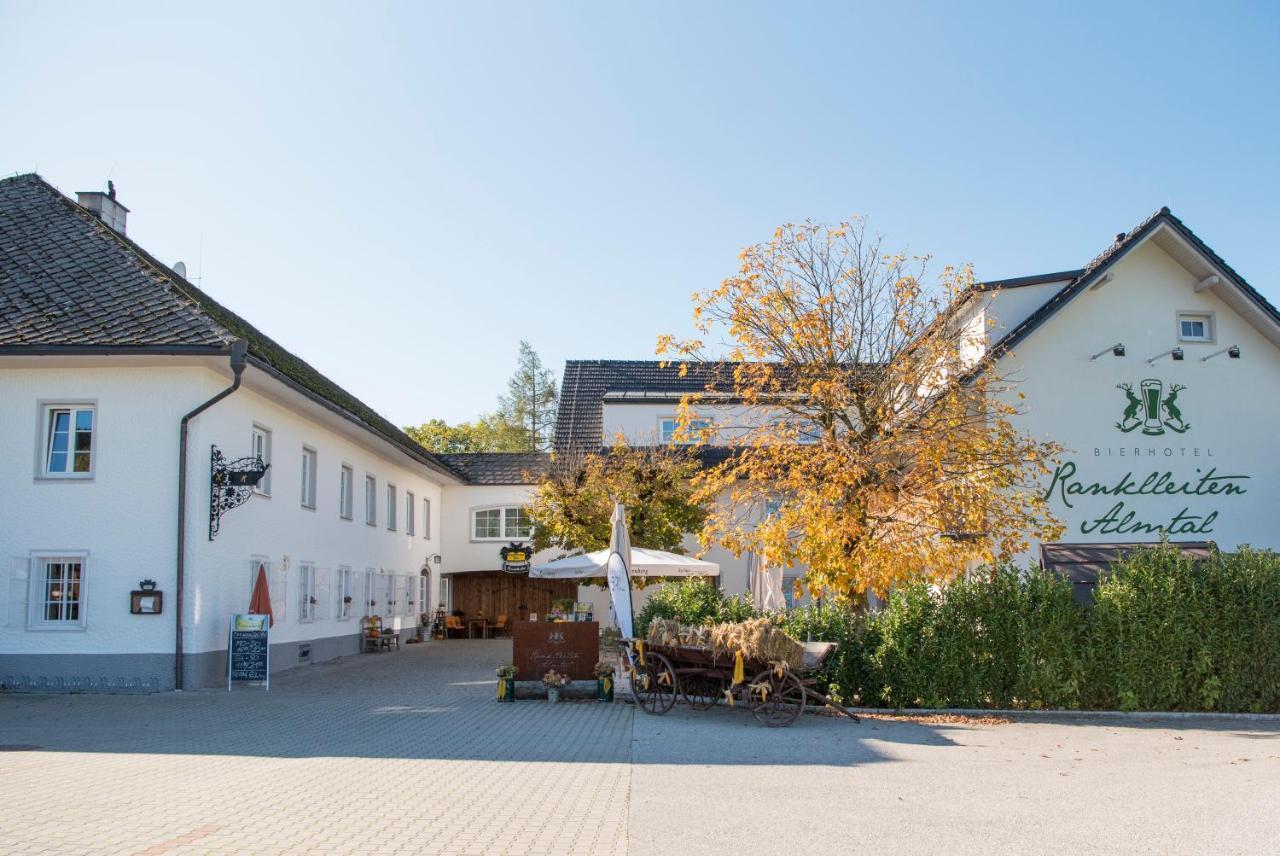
xmin=496 ymin=665 xmax=518 ymax=702
xmin=593 ymin=660 xmax=615 ymax=702
xmin=542 ymin=669 xmax=570 ymax=703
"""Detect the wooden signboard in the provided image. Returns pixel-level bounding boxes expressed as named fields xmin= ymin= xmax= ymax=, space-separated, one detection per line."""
xmin=512 ymin=620 xmax=599 ymax=681
xmin=227 ymin=613 xmax=270 ymax=690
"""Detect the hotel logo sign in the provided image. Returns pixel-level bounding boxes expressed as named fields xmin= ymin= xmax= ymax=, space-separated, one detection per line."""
xmin=1115 ymin=379 xmax=1189 ymax=435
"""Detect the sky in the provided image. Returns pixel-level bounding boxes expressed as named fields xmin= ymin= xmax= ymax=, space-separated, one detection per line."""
xmin=2 ymin=1 xmax=1277 ymax=426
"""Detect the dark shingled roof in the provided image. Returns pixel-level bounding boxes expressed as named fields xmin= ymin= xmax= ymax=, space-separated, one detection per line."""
xmin=436 ymin=452 xmax=550 ymax=485
xmin=555 ymin=360 xmax=741 ymax=452
xmin=0 ymin=173 xmax=465 ymax=482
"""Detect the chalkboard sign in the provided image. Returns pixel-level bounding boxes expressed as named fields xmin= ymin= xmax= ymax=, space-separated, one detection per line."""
xmin=227 ymin=614 xmax=270 ymax=690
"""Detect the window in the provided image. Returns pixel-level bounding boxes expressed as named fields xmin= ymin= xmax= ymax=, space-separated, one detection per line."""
xmin=473 ymin=507 xmax=501 ymax=539
xmin=418 ymin=574 xmax=429 ymax=614
xmin=423 ymin=497 xmax=432 ymax=540
xmin=1178 ymin=311 xmax=1214 ymax=343
xmin=301 ymin=446 xmax=317 ymax=509
xmin=30 ymin=554 xmax=87 ymax=628
xmin=472 ymin=506 xmax=532 ymax=540
xmin=406 ymin=491 xmax=416 ymax=536
xmin=363 ymin=568 xmax=377 ymax=614
xmin=339 ymin=465 xmax=354 ymax=520
xmin=365 ymin=475 xmax=377 ymax=526
xmin=298 ymin=563 xmax=316 ymax=622
xmin=505 ymin=506 xmax=532 ymax=539
xmin=438 ymin=576 xmax=451 ymax=613
xmin=41 ymin=404 xmax=95 ymax=478
xmin=659 ymin=417 xmax=710 ymax=445
xmin=336 ymin=566 xmax=353 ymax=619
xmin=251 ymin=425 xmax=272 ymax=495
xmin=387 ymin=484 xmax=397 ymax=531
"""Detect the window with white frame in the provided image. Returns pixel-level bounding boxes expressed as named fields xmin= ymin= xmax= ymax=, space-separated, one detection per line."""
xmin=1178 ymin=311 xmax=1214 ymax=343
xmin=659 ymin=416 xmax=711 ymax=445
xmin=29 ymin=553 xmax=87 ymax=628
xmin=472 ymin=506 xmax=532 ymax=540
xmin=406 ymin=491 xmax=416 ymax=536
xmin=418 ymin=574 xmax=429 ymax=614
xmin=339 ymin=464 xmax=354 ymax=520
xmin=301 ymin=446 xmax=317 ymax=509
xmin=336 ymin=566 xmax=354 ymax=619
xmin=438 ymin=576 xmax=451 ymax=613
xmin=387 ymin=484 xmax=397 ymax=531
xmin=298 ymin=563 xmax=317 ymax=622
xmin=423 ymin=497 xmax=432 ymax=539
xmin=251 ymin=425 xmax=272 ymax=495
xmin=363 ymin=568 xmax=377 ymax=614
xmin=404 ymin=575 xmax=417 ymax=613
xmin=40 ymin=404 xmax=96 ymax=478
xmin=383 ymin=573 xmax=398 ymax=614
xmin=365 ymin=475 xmax=377 ymax=526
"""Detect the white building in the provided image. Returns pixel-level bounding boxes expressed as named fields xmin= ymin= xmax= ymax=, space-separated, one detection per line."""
xmin=3 ymin=174 xmax=1277 ymax=690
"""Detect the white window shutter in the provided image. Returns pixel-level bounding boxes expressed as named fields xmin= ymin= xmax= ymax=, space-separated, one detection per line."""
xmin=7 ymin=557 xmax=31 ymax=628
xmin=270 ymin=563 xmax=287 ymax=622
xmin=403 ymin=574 xmax=416 ymax=615
xmin=315 ymin=567 xmax=331 ymax=620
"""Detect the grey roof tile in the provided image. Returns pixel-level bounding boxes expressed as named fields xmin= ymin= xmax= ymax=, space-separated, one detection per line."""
xmin=436 ymin=453 xmax=550 ymax=485
xmin=0 ymin=173 xmax=466 ymax=483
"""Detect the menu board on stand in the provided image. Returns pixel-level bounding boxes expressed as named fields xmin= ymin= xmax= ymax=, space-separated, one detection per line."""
xmin=227 ymin=613 xmax=270 ymax=690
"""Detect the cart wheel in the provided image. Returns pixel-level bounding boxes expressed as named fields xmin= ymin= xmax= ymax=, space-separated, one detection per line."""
xmin=680 ymin=674 xmax=726 ymax=710
xmin=750 ymin=668 xmax=807 ymax=727
xmin=631 ymin=652 xmax=677 ymax=715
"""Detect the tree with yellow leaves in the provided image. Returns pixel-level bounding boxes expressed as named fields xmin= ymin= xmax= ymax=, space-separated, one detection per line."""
xmin=658 ymin=218 xmax=1062 ymax=600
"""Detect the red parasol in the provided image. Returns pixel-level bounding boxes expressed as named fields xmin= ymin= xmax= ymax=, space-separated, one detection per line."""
xmin=249 ymin=563 xmax=274 ymax=627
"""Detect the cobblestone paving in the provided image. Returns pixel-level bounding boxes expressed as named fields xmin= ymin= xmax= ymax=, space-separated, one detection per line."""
xmin=0 ymin=641 xmax=631 ymax=856
xmin=4 ymin=642 xmax=1279 ymax=855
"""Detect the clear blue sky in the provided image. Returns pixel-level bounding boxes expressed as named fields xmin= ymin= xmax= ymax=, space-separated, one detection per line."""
xmin=2 ymin=1 xmax=1277 ymax=426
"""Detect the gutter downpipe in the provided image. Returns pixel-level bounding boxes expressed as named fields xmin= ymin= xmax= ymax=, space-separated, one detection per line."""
xmin=175 ymin=340 xmax=249 ymax=690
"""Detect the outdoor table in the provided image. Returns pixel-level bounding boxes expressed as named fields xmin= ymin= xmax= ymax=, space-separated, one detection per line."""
xmin=468 ymin=618 xmax=488 ymax=639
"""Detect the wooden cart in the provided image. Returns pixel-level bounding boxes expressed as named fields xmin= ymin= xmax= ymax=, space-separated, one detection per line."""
xmin=620 ymin=638 xmax=855 ymax=727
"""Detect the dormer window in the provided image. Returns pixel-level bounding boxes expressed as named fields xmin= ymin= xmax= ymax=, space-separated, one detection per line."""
xmin=659 ymin=417 xmax=711 ymax=445
xmin=1177 ymin=312 xmax=1214 ymax=343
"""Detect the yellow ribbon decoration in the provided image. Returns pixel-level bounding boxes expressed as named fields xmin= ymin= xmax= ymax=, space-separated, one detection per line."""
xmin=602 ymin=676 xmax=612 ymax=695
xmin=731 ymin=650 xmax=744 ymax=686
xmin=635 ymin=640 xmax=646 ymax=667
xmin=723 ymin=687 xmax=735 ymax=707
xmin=497 ymin=680 xmax=507 ymax=700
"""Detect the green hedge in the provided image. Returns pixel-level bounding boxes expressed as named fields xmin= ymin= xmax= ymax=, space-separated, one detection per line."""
xmin=632 ymin=546 xmax=1280 ymax=713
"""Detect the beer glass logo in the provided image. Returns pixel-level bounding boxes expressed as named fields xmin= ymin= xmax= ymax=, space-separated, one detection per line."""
xmin=1115 ymin=379 xmax=1190 ymax=435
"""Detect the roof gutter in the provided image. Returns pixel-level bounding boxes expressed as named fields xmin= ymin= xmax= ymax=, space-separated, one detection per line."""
xmin=175 ymin=340 xmax=248 ymax=690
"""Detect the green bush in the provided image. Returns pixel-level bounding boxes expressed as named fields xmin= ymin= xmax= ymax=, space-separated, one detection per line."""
xmin=630 ymin=547 xmax=1280 ymax=713
xmin=634 ymin=578 xmax=758 ymax=636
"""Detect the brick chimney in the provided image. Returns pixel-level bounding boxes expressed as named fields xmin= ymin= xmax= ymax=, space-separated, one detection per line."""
xmin=77 ymin=180 xmax=129 ymax=235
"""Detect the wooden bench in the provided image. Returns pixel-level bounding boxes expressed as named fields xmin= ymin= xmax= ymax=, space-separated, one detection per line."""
xmin=362 ymin=616 xmax=400 ymax=652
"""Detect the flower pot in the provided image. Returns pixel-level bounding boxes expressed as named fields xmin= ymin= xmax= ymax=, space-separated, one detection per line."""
xmin=547 ymin=687 xmax=561 ymax=704
xmin=496 ymin=677 xmax=516 ymax=702
xmin=597 ymin=675 xmax=614 ymax=702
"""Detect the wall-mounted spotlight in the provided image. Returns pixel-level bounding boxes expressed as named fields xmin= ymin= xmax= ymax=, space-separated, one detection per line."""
xmin=1200 ymin=345 xmax=1241 ymax=362
xmin=1089 ymin=342 xmax=1126 ymax=360
xmin=1146 ymin=347 xmax=1184 ymax=365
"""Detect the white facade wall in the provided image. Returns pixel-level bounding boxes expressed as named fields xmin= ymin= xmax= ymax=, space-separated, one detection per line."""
xmin=994 ymin=241 xmax=1280 ymax=556
xmin=1 ymin=356 xmax=450 ymax=689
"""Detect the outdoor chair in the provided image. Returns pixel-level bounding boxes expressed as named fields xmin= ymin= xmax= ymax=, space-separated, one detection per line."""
xmin=444 ymin=615 xmax=466 ymax=638
xmin=488 ymin=614 xmax=509 ymax=638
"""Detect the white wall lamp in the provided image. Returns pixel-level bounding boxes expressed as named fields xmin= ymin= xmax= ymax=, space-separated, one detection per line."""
xmin=1090 ymin=342 xmax=1126 ymax=360
xmin=1200 ymin=345 xmax=1241 ymax=362
xmin=1146 ymin=347 xmax=1185 ymax=365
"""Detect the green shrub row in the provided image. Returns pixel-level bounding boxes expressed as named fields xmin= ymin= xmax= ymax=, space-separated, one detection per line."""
xmin=632 ymin=545 xmax=1280 ymax=713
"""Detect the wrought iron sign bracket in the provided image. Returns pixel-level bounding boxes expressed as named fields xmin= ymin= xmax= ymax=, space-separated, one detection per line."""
xmin=209 ymin=445 xmax=269 ymax=540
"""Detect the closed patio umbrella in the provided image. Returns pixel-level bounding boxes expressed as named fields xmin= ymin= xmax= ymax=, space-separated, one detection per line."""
xmin=751 ymin=552 xmax=786 ymax=612
xmin=249 ymin=563 xmax=274 ymax=627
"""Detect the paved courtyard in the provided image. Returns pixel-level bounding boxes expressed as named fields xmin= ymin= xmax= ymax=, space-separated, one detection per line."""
xmin=0 ymin=641 xmax=1277 ymax=855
